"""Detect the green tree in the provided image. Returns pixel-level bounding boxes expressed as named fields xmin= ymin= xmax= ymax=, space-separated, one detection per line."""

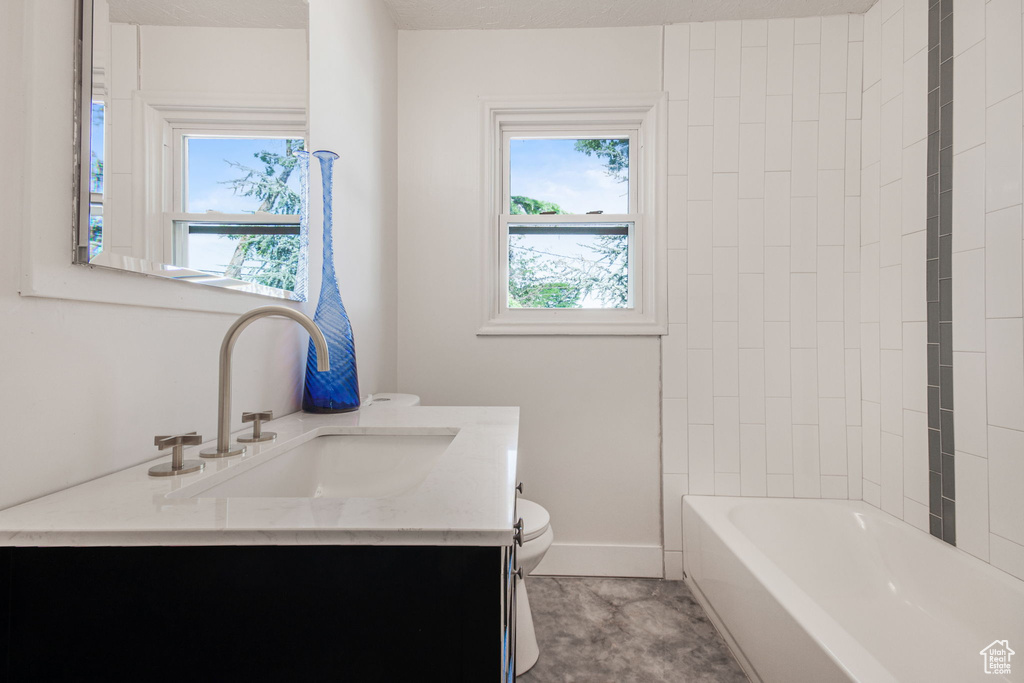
xmin=220 ymin=139 xmax=305 ymax=290
xmin=510 ymin=195 xmax=564 ymax=215
xmin=573 ymin=139 xmax=629 ymax=180
xmin=508 ymin=198 xmax=579 ymax=307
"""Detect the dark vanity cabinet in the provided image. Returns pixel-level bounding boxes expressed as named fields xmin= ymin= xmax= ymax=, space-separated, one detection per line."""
xmin=0 ymin=539 xmax=518 ymax=681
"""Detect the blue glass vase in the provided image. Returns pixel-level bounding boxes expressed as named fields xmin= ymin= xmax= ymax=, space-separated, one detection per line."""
xmin=302 ymin=150 xmax=360 ymax=413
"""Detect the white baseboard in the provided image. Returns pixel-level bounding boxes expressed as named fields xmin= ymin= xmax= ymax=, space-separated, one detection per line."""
xmin=531 ymin=543 xmax=664 ymax=578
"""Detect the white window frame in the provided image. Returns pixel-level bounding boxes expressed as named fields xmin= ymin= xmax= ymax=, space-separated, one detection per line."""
xmin=102 ymin=91 xmax=310 ymax=298
xmin=479 ymin=94 xmax=667 ymax=336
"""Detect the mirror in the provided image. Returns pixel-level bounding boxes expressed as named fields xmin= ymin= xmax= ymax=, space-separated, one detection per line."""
xmin=74 ymin=0 xmax=310 ymax=300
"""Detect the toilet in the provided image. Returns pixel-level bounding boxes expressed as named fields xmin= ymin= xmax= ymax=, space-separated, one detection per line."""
xmin=515 ymin=497 xmax=554 ymax=676
xmin=369 ymin=394 xmax=553 ymax=675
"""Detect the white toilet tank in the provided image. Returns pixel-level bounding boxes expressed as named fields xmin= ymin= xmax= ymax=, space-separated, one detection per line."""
xmin=367 ymin=393 xmax=421 ymax=407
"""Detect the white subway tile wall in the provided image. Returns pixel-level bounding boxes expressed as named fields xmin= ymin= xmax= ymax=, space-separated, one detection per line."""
xmin=860 ymin=0 xmax=934 ymax=541
xmin=662 ymin=17 xmax=863 ymax=574
xmin=946 ymin=0 xmax=1024 ymax=579
xmin=661 ymin=0 xmax=1024 ymax=581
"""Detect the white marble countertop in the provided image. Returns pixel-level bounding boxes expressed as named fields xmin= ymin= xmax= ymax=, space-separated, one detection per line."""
xmin=0 ymin=405 xmax=519 ymax=547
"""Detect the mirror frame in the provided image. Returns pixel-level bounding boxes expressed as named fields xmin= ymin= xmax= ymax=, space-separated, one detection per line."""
xmin=72 ymin=0 xmax=93 ymax=265
xmin=70 ymin=0 xmax=307 ymax=302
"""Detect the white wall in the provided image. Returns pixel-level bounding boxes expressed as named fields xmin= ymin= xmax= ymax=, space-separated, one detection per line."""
xmin=660 ymin=17 xmax=866 ymax=578
xmin=0 ymin=0 xmax=395 ymax=511
xmin=397 ymin=27 xmax=664 ymax=577
xmin=948 ymin=0 xmax=1024 ymax=580
xmin=308 ymin=0 xmax=399 ymax=401
xmin=138 ymin=25 xmax=308 ymax=95
xmin=859 ymin=0 xmax=931 ymax=530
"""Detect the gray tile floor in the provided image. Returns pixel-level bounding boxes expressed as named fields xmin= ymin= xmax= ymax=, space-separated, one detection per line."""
xmin=517 ymin=577 xmax=749 ymax=683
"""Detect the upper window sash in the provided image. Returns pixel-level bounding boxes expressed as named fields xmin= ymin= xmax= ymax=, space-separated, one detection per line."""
xmin=170 ymin=126 xmax=307 ymax=215
xmin=500 ymin=127 xmax=639 ymax=217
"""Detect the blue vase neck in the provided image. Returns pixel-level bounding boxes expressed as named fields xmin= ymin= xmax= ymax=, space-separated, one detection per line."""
xmin=314 ymin=150 xmax=341 ymax=293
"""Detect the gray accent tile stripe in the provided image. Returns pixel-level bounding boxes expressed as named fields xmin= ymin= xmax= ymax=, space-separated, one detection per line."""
xmin=927 ymin=0 xmax=955 ymax=545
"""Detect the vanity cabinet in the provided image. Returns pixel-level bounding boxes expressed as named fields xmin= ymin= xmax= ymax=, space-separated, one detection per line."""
xmin=0 ymin=542 xmax=517 ymax=682
xmin=0 ymin=407 xmax=522 ymax=681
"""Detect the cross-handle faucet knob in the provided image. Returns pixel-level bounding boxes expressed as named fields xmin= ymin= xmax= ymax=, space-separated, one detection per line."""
xmin=237 ymin=410 xmax=276 ymax=443
xmin=149 ymin=432 xmax=205 ymax=477
xmin=154 ymin=432 xmax=204 ymax=449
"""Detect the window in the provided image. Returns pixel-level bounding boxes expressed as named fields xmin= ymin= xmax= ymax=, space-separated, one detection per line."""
xmin=89 ymin=101 xmax=105 ymax=260
xmin=480 ymin=96 xmax=667 ymax=335
xmin=170 ymin=133 xmax=306 ymax=292
xmin=506 ymin=136 xmax=633 ymax=309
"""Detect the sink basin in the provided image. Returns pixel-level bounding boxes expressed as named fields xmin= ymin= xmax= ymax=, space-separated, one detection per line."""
xmin=187 ymin=431 xmax=456 ymax=499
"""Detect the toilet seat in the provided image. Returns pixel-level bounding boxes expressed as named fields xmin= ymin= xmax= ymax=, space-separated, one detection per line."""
xmin=517 ymin=498 xmax=550 ymax=543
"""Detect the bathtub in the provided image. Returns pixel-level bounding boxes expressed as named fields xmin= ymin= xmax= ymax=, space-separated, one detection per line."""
xmin=682 ymin=496 xmax=1024 ymax=683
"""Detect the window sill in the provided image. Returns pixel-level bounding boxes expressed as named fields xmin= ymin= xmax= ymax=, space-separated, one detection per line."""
xmin=477 ymin=318 xmax=667 ymax=336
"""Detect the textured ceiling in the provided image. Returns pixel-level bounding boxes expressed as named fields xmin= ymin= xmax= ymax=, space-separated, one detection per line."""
xmin=382 ymin=0 xmax=873 ymax=30
xmin=107 ymin=0 xmax=307 ymax=29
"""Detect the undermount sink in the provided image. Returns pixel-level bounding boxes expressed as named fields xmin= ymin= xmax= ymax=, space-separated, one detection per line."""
xmin=184 ymin=430 xmax=457 ymax=499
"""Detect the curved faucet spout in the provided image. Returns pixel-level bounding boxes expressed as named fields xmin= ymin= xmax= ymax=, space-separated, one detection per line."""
xmin=201 ymin=305 xmax=330 ymax=458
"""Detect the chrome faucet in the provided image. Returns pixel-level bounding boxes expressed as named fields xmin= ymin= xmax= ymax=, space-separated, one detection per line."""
xmin=200 ymin=305 xmax=330 ymax=458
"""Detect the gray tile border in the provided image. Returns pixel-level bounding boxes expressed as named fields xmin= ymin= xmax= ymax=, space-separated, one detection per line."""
xmin=941 ymin=497 xmax=957 ymax=544
xmin=939 ymin=322 xmax=953 ymax=365
xmin=939 ymin=235 xmax=952 ymax=277
xmin=928 ymin=259 xmax=940 ymax=301
xmin=940 ymin=366 xmax=954 ymax=409
xmin=928 ymin=343 xmax=940 ymax=384
xmin=929 ymin=428 xmax=941 ymax=471
xmin=941 ymin=451 xmax=956 ymax=496
xmin=930 ymin=513 xmax=943 ymax=536
xmin=928 ymin=0 xmax=955 ymax=543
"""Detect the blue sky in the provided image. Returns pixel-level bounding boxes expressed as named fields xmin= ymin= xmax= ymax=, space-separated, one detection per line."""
xmin=509 ymin=138 xmax=629 ymax=214
xmin=186 ymin=137 xmax=303 ymax=214
xmin=90 ymin=102 xmax=104 ymax=193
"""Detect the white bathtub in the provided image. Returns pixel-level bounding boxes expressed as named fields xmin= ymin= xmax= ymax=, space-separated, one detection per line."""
xmin=682 ymin=496 xmax=1024 ymax=683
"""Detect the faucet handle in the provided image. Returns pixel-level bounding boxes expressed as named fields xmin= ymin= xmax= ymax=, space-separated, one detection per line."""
xmin=149 ymin=432 xmax=204 ymax=477
xmin=154 ymin=432 xmax=203 ymax=449
xmin=237 ymin=410 xmax=276 ymax=444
